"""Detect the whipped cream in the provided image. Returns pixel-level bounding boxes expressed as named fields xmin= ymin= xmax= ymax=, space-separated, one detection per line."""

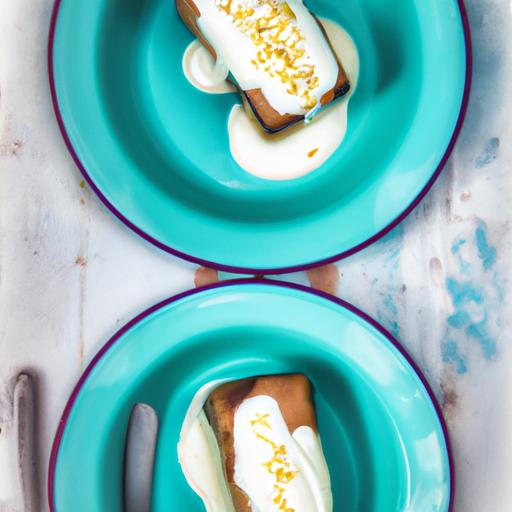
xmin=182 ymin=18 xmax=359 ymax=180
xmin=192 ymin=0 xmax=338 ymax=115
xmin=178 ymin=380 xmax=234 ymax=512
xmin=182 ymin=40 xmax=236 ymax=94
xmin=226 ymin=19 xmax=358 ymax=180
xmin=233 ymin=395 xmax=331 ymax=512
xmin=178 ymin=383 xmax=332 ymax=512
xmin=179 ymin=410 xmax=235 ymax=511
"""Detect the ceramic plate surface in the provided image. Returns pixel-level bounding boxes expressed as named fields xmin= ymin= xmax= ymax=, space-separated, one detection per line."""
xmin=49 ymin=0 xmax=470 ymax=273
xmin=49 ymin=281 xmax=453 ymax=511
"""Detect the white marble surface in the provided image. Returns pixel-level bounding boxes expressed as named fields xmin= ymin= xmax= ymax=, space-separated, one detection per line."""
xmin=0 ymin=0 xmax=511 ymax=510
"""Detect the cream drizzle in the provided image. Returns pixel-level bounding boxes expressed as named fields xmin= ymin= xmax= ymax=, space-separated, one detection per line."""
xmin=177 ymin=381 xmax=332 ymax=512
xmin=182 ymin=18 xmax=359 ymax=181
xmin=182 ymin=41 xmax=236 ymax=94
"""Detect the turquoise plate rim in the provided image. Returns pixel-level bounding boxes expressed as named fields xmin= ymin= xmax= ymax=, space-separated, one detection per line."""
xmin=47 ymin=0 xmax=472 ymax=275
xmin=47 ymin=279 xmax=455 ymax=510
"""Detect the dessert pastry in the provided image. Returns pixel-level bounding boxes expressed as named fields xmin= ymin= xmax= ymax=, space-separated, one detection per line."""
xmin=178 ymin=374 xmax=332 ymax=511
xmin=176 ymin=0 xmax=350 ymax=132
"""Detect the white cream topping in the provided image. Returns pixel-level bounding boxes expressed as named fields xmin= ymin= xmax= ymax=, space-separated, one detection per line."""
xmin=227 ymin=19 xmax=358 ymax=180
xmin=178 ymin=380 xmax=235 ymax=512
xmin=182 ymin=18 xmax=359 ymax=180
xmin=179 ymin=410 xmax=235 ymax=511
xmin=191 ymin=0 xmax=338 ymax=115
xmin=182 ymin=40 xmax=236 ymax=94
xmin=233 ymin=395 xmax=331 ymax=512
xmin=178 ymin=383 xmax=332 ymax=512
xmin=292 ymin=426 xmax=333 ymax=510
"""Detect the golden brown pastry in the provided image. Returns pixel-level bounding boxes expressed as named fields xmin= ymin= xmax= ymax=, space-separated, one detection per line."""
xmin=176 ymin=0 xmax=350 ymax=132
xmin=204 ymin=374 xmax=319 ymax=511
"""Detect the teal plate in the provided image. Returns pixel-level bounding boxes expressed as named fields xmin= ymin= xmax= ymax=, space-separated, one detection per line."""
xmin=49 ymin=281 xmax=453 ymax=511
xmin=49 ymin=0 xmax=471 ymax=273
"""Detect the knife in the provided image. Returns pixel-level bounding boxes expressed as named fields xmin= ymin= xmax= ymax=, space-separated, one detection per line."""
xmin=123 ymin=403 xmax=159 ymax=512
xmin=14 ymin=373 xmax=39 ymax=512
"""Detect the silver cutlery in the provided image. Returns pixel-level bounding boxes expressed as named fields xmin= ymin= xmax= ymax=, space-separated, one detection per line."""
xmin=123 ymin=403 xmax=159 ymax=512
xmin=13 ymin=372 xmax=38 ymax=512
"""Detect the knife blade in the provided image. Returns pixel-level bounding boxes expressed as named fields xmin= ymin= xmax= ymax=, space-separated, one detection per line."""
xmin=123 ymin=403 xmax=159 ymax=512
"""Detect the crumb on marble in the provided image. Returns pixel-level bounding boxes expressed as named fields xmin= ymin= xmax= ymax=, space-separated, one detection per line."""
xmin=444 ymin=196 xmax=452 ymax=216
xmin=75 ymin=256 xmax=88 ymax=267
xmin=460 ymin=190 xmax=472 ymax=202
xmin=12 ymin=139 xmax=23 ymax=154
xmin=194 ymin=267 xmax=219 ymax=287
xmin=429 ymin=257 xmax=444 ymax=286
xmin=307 ymin=265 xmax=339 ymax=295
xmin=0 ymin=139 xmax=23 ymax=157
xmin=440 ymin=382 xmax=459 ymax=422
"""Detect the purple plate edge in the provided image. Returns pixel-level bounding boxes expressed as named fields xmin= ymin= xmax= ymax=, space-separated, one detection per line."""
xmin=47 ymin=0 xmax=473 ymax=276
xmin=47 ymin=278 xmax=456 ymax=511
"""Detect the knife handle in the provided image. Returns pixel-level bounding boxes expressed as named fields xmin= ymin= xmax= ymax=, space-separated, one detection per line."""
xmin=14 ymin=373 xmax=39 ymax=512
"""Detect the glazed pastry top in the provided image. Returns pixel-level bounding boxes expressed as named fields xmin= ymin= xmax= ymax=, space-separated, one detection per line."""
xmin=178 ymin=376 xmax=333 ymax=512
xmin=233 ymin=395 xmax=332 ymax=511
xmin=193 ymin=0 xmax=339 ymax=115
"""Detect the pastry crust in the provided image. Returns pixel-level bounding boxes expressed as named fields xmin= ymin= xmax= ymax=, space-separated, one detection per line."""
xmin=204 ymin=374 xmax=317 ymax=512
xmin=176 ymin=0 xmax=350 ymax=132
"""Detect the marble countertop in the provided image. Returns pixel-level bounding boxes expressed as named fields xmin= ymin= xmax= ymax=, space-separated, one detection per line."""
xmin=0 ymin=0 xmax=511 ymax=510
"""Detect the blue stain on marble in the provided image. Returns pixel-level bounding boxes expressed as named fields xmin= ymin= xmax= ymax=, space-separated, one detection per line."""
xmin=385 ymin=247 xmax=401 ymax=266
xmin=443 ymin=277 xmax=498 ymax=369
xmin=382 ymin=294 xmax=400 ymax=338
xmin=388 ymin=320 xmax=399 ymax=339
xmin=376 ymin=294 xmax=400 ymax=339
xmin=465 ymin=317 xmax=497 ymax=359
xmin=475 ymin=137 xmax=499 ymax=168
xmin=441 ymin=340 xmax=468 ymax=374
xmin=475 ymin=221 xmax=497 ymax=271
xmin=371 ymin=225 xmax=403 ymax=339
xmin=447 ymin=310 xmax=471 ymax=328
xmin=492 ymin=271 xmax=506 ymax=303
xmin=451 ymin=238 xmax=470 ymax=274
xmin=384 ymin=294 xmax=398 ymax=317
xmin=377 ymin=310 xmax=400 ymax=339
xmin=446 ymin=277 xmax=483 ymax=305
xmin=442 ymin=219 xmax=502 ymax=373
xmin=362 ymin=221 xmax=404 ymax=263
xmin=451 ymin=239 xmax=466 ymax=253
